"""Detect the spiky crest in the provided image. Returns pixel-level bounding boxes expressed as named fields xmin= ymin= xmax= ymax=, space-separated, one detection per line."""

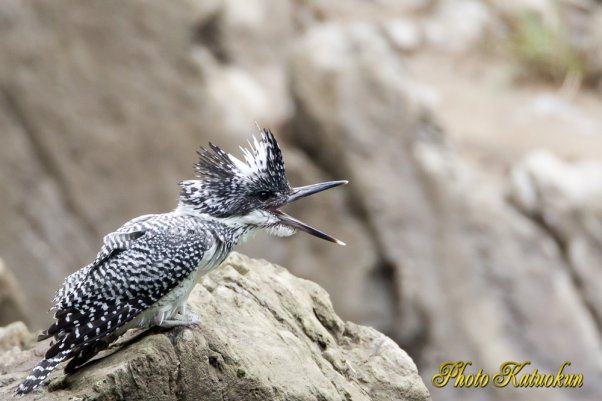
xmin=178 ymin=129 xmax=291 ymax=217
xmin=194 ymin=129 xmax=287 ymax=186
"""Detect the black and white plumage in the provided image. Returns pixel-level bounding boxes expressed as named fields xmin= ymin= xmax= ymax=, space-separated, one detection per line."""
xmin=16 ymin=129 xmax=347 ymax=394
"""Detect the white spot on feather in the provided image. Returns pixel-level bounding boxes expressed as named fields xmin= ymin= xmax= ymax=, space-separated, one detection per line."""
xmin=227 ymin=133 xmax=270 ymax=177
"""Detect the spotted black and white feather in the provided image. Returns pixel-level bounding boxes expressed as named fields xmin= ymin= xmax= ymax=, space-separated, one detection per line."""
xmin=17 ymin=214 xmax=229 ymax=394
xmin=17 ymin=128 xmax=345 ymax=394
xmin=179 ymin=129 xmax=291 ymax=217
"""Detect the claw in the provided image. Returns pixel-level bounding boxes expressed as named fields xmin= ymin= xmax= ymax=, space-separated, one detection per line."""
xmin=155 ymin=307 xmax=199 ymax=328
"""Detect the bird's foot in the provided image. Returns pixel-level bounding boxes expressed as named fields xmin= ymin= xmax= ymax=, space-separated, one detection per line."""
xmin=156 ymin=309 xmax=199 ymax=328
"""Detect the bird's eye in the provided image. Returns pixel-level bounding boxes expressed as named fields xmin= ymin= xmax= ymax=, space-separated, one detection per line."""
xmin=256 ymin=191 xmax=272 ymax=201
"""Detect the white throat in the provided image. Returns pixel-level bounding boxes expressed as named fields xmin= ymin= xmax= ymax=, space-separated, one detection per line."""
xmin=173 ymin=205 xmax=276 ymax=245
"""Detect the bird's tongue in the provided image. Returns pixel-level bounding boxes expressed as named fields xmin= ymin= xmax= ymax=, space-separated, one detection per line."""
xmin=270 ymin=209 xmax=345 ymax=245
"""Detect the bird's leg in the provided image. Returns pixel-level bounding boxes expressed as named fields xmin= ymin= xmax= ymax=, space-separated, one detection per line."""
xmin=154 ymin=305 xmax=199 ymax=328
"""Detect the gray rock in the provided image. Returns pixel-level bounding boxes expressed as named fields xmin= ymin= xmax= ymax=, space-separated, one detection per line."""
xmin=0 ymin=258 xmax=28 ymax=327
xmin=1 ymin=1 xmax=602 ymax=400
xmin=510 ymin=150 xmax=602 ymax=329
xmin=0 ymin=253 xmax=431 ymax=401
xmin=423 ymin=0 xmax=493 ymax=52
xmin=289 ymin=19 xmax=444 ymax=349
xmin=289 ymin=21 xmax=602 ymax=401
xmin=383 ymin=19 xmax=422 ymax=52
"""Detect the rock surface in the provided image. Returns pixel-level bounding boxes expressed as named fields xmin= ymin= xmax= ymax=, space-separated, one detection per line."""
xmin=0 ymin=258 xmax=28 ymax=327
xmin=0 ymin=253 xmax=431 ymax=401
xmin=510 ymin=150 xmax=602 ymax=333
xmin=288 ymin=20 xmax=602 ymax=401
xmin=0 ymin=1 xmax=602 ymax=401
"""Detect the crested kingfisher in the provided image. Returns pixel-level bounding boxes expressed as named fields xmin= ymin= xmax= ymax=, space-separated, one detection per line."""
xmin=16 ymin=129 xmax=347 ymax=394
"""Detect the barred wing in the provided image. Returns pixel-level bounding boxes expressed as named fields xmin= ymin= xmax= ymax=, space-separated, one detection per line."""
xmin=44 ymin=221 xmax=214 ymax=357
xmin=52 ymin=214 xmax=159 ymax=309
xmin=18 ymin=221 xmax=218 ymax=394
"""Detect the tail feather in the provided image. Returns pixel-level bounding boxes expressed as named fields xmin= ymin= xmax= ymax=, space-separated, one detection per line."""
xmin=64 ymin=339 xmax=110 ymax=374
xmin=16 ymin=350 xmax=70 ymax=394
xmin=17 ymin=306 xmax=136 ymax=394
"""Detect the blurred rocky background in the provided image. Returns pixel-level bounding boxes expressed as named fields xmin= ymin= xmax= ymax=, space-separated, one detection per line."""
xmin=0 ymin=0 xmax=601 ymax=400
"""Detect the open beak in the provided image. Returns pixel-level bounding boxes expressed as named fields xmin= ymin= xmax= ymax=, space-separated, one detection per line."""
xmin=271 ymin=180 xmax=348 ymax=245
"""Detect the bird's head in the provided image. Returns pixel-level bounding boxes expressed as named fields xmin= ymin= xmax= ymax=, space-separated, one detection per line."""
xmin=178 ymin=129 xmax=347 ymax=245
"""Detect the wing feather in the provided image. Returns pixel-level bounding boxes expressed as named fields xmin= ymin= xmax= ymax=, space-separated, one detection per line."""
xmin=51 ymin=214 xmax=158 ymax=310
xmin=43 ymin=215 xmax=214 ymax=355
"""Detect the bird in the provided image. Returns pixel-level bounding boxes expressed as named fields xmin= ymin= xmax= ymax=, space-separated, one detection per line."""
xmin=16 ymin=129 xmax=347 ymax=394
